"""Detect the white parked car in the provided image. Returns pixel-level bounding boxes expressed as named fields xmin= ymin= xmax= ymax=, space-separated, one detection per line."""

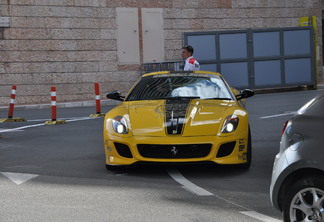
xmin=270 ymin=93 xmax=324 ymax=222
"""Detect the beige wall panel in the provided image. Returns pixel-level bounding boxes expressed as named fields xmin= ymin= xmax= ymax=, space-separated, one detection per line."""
xmin=116 ymin=8 xmax=140 ymax=64
xmin=142 ymin=8 xmax=165 ymax=62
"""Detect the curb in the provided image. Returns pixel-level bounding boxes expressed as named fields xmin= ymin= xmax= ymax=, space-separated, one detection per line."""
xmin=253 ymin=83 xmax=324 ymax=95
xmin=317 ymin=83 xmax=324 ymax=89
xmin=0 ymin=99 xmax=120 ymax=111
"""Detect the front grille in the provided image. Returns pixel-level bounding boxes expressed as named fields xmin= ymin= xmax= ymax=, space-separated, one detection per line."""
xmin=114 ymin=142 xmax=133 ymax=158
xmin=137 ymin=144 xmax=212 ymax=159
xmin=216 ymin=141 xmax=236 ymax=158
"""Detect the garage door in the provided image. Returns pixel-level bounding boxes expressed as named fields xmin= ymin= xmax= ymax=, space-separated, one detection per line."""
xmin=184 ymin=26 xmax=315 ymax=89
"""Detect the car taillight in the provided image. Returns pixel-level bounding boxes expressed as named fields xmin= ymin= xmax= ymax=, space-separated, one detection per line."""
xmin=281 ymin=120 xmax=289 ymax=135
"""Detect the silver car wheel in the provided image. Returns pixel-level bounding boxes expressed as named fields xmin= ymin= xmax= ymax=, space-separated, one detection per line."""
xmin=289 ymin=187 xmax=324 ymax=222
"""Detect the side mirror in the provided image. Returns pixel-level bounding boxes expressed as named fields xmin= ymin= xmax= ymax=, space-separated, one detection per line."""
xmin=236 ymin=89 xmax=254 ymax=100
xmin=106 ymin=91 xmax=125 ymax=101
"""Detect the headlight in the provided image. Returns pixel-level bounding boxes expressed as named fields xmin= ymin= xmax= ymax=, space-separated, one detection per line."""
xmin=112 ymin=116 xmax=128 ymax=134
xmin=221 ymin=115 xmax=239 ymax=133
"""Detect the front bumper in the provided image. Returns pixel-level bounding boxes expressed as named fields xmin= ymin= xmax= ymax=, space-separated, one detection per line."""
xmin=104 ymin=132 xmax=249 ymax=166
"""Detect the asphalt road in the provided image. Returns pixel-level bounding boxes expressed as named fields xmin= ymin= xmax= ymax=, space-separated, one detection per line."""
xmin=0 ymin=89 xmax=323 ymax=222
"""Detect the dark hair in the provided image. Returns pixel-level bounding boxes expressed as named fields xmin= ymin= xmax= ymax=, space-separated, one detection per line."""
xmin=182 ymin=45 xmax=194 ymax=54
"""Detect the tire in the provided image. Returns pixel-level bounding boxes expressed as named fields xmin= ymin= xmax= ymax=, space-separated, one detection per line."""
xmin=240 ymin=126 xmax=252 ymax=169
xmin=105 ymin=164 xmax=126 ymax=171
xmin=283 ymin=176 xmax=324 ymax=222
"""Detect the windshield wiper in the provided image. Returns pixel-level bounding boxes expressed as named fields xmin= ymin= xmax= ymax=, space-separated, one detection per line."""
xmin=163 ymin=96 xmax=201 ymax=100
xmin=204 ymin=97 xmax=232 ymax=100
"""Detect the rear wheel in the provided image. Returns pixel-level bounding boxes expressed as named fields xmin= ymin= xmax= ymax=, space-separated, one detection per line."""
xmin=283 ymin=176 xmax=324 ymax=222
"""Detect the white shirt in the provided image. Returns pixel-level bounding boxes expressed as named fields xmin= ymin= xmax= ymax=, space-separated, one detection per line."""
xmin=184 ymin=56 xmax=200 ymax=71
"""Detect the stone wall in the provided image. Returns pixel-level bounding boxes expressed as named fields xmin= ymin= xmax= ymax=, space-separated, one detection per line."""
xmin=0 ymin=0 xmax=322 ymax=106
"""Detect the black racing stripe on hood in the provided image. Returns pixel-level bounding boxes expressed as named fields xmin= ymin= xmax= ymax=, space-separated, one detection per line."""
xmin=165 ymin=99 xmax=191 ymax=135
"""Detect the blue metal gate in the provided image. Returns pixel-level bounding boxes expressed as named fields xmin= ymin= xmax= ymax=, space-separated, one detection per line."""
xmin=184 ymin=26 xmax=315 ymax=89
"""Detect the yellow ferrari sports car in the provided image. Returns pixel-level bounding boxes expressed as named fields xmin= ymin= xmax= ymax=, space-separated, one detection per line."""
xmin=104 ymin=71 xmax=254 ymax=170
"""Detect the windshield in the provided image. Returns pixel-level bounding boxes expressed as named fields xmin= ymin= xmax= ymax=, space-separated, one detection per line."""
xmin=126 ymin=74 xmax=234 ymax=101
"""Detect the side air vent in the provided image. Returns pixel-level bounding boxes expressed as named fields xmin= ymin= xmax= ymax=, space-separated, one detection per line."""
xmin=114 ymin=143 xmax=133 ymax=158
xmin=216 ymin=142 xmax=236 ymax=158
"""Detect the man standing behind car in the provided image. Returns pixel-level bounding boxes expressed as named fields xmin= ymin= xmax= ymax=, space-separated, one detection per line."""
xmin=182 ymin=45 xmax=200 ymax=71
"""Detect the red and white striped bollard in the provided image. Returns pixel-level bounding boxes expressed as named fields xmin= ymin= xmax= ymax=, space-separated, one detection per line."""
xmin=8 ymin=85 xmax=17 ymax=118
xmin=90 ymin=82 xmax=105 ymax=117
xmin=51 ymin=86 xmax=57 ymax=121
xmin=0 ymin=85 xmax=26 ymax=122
xmin=45 ymin=86 xmax=66 ymax=125
xmin=95 ymin=83 xmax=101 ymax=114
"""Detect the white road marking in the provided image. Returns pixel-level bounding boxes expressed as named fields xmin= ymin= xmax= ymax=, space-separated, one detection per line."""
xmin=0 ymin=123 xmax=45 ymax=133
xmin=27 ymin=118 xmax=52 ymax=122
xmin=168 ymin=169 xmax=281 ymax=222
xmin=168 ymin=169 xmax=213 ymax=196
xmin=0 ymin=116 xmax=96 ymax=133
xmin=0 ymin=128 xmax=23 ymax=132
xmin=241 ymin=211 xmax=282 ymax=222
xmin=23 ymin=116 xmax=93 ymax=122
xmin=260 ymin=111 xmax=295 ymax=119
xmin=65 ymin=117 xmax=93 ymax=122
xmin=1 ymin=172 xmax=39 ymax=185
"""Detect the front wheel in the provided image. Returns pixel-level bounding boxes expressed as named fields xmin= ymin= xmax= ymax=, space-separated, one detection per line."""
xmin=240 ymin=126 xmax=252 ymax=169
xmin=283 ymin=176 xmax=324 ymax=222
xmin=105 ymin=164 xmax=126 ymax=171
